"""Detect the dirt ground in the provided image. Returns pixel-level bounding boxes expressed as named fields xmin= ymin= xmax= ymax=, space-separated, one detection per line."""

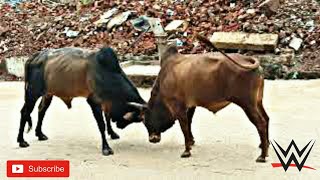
xmin=0 ymin=81 xmax=320 ymax=180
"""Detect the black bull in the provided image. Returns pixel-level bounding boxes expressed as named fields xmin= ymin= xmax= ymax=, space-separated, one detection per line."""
xmin=18 ymin=47 xmax=146 ymax=155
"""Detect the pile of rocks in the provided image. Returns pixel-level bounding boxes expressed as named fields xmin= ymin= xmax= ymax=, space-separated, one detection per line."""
xmin=0 ymin=0 xmax=319 ymax=77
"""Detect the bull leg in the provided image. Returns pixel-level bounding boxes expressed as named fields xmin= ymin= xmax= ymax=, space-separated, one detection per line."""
xmin=174 ymin=103 xmax=193 ymax=158
xmin=242 ymin=105 xmax=268 ymax=163
xmin=179 ymin=115 xmax=193 ymax=158
xmin=257 ymin=102 xmax=270 ymax=151
xmin=17 ymin=96 xmax=39 ymax=148
xmin=187 ymin=107 xmax=196 ymax=146
xmin=35 ymin=95 xmax=53 ymax=141
xmin=104 ymin=112 xmax=120 ymax=139
xmin=256 ymin=79 xmax=270 ymax=150
xmin=87 ymin=97 xmax=113 ymax=156
xmin=170 ymin=101 xmax=194 ymax=158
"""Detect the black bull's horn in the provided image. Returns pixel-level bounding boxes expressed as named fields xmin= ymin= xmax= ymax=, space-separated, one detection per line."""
xmin=127 ymin=102 xmax=148 ymax=111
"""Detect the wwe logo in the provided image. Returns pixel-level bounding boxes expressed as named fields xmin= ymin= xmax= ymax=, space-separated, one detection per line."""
xmin=271 ymin=140 xmax=316 ymax=171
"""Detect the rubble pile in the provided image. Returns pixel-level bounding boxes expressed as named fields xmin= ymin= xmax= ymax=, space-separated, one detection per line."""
xmin=0 ymin=0 xmax=319 ymax=67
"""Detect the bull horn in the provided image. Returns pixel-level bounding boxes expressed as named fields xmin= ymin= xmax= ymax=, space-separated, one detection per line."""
xmin=127 ymin=102 xmax=148 ymax=111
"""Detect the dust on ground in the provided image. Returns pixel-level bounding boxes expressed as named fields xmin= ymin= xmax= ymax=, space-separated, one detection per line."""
xmin=0 ymin=80 xmax=320 ymax=180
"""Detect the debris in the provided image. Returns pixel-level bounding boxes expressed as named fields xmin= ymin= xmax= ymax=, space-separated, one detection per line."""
xmin=275 ymin=48 xmax=281 ymax=55
xmin=164 ymin=20 xmax=188 ymax=32
xmin=102 ymin=7 xmax=119 ymax=19
xmin=0 ymin=40 xmax=8 ymax=53
xmin=210 ymin=32 xmax=279 ymax=51
xmin=94 ymin=7 xmax=118 ymax=26
xmin=131 ymin=16 xmax=152 ymax=32
xmin=80 ymin=0 xmax=93 ymax=5
xmin=147 ymin=18 xmax=166 ymax=36
xmin=4 ymin=56 xmax=28 ymax=77
xmin=305 ymin=20 xmax=315 ymax=32
xmin=310 ymin=40 xmax=316 ymax=45
xmin=153 ymin=4 xmax=161 ymax=10
xmin=107 ymin=11 xmax=132 ymax=30
xmin=0 ymin=26 xmax=8 ymax=36
xmin=168 ymin=38 xmax=183 ymax=46
xmin=289 ymin=37 xmax=303 ymax=51
xmin=0 ymin=0 xmax=318 ymax=72
xmin=246 ymin=9 xmax=256 ymax=14
xmin=259 ymin=0 xmax=280 ymax=16
xmin=305 ymin=20 xmax=314 ymax=27
xmin=63 ymin=28 xmax=79 ymax=38
xmin=175 ymin=39 xmax=183 ymax=46
xmin=3 ymin=0 xmax=23 ymax=7
xmin=166 ymin=9 xmax=174 ymax=16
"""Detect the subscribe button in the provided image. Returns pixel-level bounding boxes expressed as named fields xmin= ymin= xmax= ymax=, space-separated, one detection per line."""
xmin=7 ymin=160 xmax=69 ymax=178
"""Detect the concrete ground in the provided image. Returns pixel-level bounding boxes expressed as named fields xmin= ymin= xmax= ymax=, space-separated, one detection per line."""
xmin=0 ymin=80 xmax=320 ymax=180
xmin=123 ymin=65 xmax=160 ymax=76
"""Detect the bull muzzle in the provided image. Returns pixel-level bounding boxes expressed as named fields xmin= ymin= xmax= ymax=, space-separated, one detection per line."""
xmin=149 ymin=133 xmax=161 ymax=143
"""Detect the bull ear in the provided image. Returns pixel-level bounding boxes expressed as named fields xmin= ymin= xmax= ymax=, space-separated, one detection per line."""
xmin=127 ymin=102 xmax=148 ymax=111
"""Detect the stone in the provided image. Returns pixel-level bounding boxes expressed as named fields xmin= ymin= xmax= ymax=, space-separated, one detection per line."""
xmin=259 ymin=0 xmax=280 ymax=16
xmin=210 ymin=32 xmax=279 ymax=51
xmin=164 ymin=20 xmax=188 ymax=32
xmin=238 ymin=14 xmax=249 ymax=21
xmin=94 ymin=7 xmax=118 ymax=26
xmin=242 ymin=22 xmax=252 ymax=31
xmin=4 ymin=56 xmax=29 ymax=77
xmin=289 ymin=37 xmax=303 ymax=51
xmin=107 ymin=11 xmax=132 ymax=30
xmin=246 ymin=9 xmax=256 ymax=14
xmin=310 ymin=40 xmax=316 ymax=45
xmin=305 ymin=20 xmax=314 ymax=27
xmin=279 ymin=30 xmax=286 ymax=39
xmin=0 ymin=26 xmax=8 ymax=36
xmin=279 ymin=53 xmax=295 ymax=66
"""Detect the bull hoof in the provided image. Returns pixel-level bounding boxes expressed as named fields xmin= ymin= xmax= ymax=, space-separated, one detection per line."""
xmin=110 ymin=132 xmax=120 ymax=140
xmin=19 ymin=141 xmax=30 ymax=148
xmin=181 ymin=151 xmax=191 ymax=158
xmin=38 ymin=134 xmax=48 ymax=141
xmin=189 ymin=140 xmax=195 ymax=146
xmin=102 ymin=148 xmax=114 ymax=156
xmin=256 ymin=156 xmax=266 ymax=163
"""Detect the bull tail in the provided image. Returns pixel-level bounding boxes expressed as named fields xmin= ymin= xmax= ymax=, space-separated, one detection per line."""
xmin=195 ymin=34 xmax=259 ymax=70
xmin=24 ymin=52 xmax=40 ymax=133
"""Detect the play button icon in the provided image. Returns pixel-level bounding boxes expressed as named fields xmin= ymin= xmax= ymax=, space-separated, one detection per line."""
xmin=12 ymin=164 xmax=24 ymax=174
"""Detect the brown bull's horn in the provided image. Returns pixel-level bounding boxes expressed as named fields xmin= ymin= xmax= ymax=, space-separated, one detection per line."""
xmin=127 ymin=102 xmax=148 ymax=110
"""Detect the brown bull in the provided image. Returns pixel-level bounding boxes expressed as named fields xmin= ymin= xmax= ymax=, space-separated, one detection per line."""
xmin=134 ymin=35 xmax=270 ymax=162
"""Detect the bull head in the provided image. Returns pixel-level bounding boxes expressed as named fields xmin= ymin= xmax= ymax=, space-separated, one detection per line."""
xmin=128 ymin=99 xmax=174 ymax=144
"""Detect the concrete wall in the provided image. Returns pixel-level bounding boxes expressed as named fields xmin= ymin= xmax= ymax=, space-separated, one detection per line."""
xmin=4 ymin=56 xmax=28 ymax=77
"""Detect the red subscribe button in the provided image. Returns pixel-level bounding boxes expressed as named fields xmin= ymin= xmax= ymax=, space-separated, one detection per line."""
xmin=7 ymin=160 xmax=69 ymax=178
